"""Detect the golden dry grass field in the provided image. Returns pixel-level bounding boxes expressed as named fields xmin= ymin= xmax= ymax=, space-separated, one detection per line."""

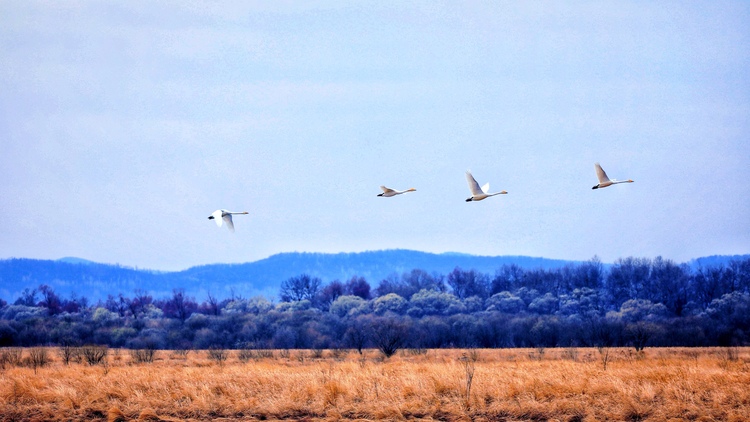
xmin=1 ymin=347 xmax=749 ymax=421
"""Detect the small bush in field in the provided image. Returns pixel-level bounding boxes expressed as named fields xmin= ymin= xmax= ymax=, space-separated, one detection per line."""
xmin=330 ymin=348 xmax=347 ymax=360
xmin=459 ymin=349 xmax=479 ymax=407
xmin=724 ymin=347 xmax=739 ymax=361
xmin=58 ymin=345 xmax=80 ymax=365
xmin=719 ymin=347 xmax=739 ymax=369
xmin=371 ymin=318 xmax=407 ymax=358
xmin=1 ymin=348 xmax=23 ymax=368
xmin=207 ymin=348 xmax=228 ymax=365
xmin=27 ymin=347 xmax=49 ymax=373
xmin=311 ymin=348 xmax=324 ymax=359
xmin=563 ymin=347 xmax=579 ymax=362
xmin=130 ymin=348 xmax=156 ymax=364
xmin=237 ymin=348 xmax=258 ymax=363
xmin=171 ymin=348 xmax=190 ymax=359
xmin=238 ymin=348 xmax=275 ymax=361
xmin=81 ymin=345 xmax=108 ymax=366
xmin=598 ymin=347 xmax=611 ymax=371
xmin=256 ymin=349 xmax=274 ymax=359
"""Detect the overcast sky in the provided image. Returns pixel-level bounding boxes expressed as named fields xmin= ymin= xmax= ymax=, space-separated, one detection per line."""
xmin=1 ymin=1 xmax=748 ymax=271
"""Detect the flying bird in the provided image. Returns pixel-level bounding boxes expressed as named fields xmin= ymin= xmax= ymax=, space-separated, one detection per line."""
xmin=208 ymin=209 xmax=248 ymax=233
xmin=465 ymin=171 xmax=507 ymax=202
xmin=377 ymin=186 xmax=416 ymax=197
xmin=592 ymin=163 xmax=634 ymax=189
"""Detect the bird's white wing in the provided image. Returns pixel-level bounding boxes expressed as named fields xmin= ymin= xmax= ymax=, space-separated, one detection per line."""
xmin=465 ymin=172 xmax=483 ymax=195
xmin=223 ymin=214 xmax=235 ymax=232
xmin=380 ymin=186 xmax=395 ymax=194
xmin=594 ymin=163 xmax=610 ymax=183
xmin=211 ymin=210 xmax=224 ymax=227
xmin=481 ymin=182 xmax=490 ymax=194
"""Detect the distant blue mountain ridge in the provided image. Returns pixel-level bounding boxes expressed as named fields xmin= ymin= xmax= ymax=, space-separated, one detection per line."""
xmin=0 ymin=250 xmax=747 ymax=303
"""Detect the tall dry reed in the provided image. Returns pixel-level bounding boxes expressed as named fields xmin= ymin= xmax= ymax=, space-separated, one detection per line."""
xmin=0 ymin=347 xmax=748 ymax=421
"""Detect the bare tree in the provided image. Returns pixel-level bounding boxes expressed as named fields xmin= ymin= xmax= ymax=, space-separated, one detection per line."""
xmin=27 ymin=347 xmax=49 ymax=373
xmin=279 ymin=274 xmax=322 ymax=302
xmin=130 ymin=346 xmax=156 ymax=364
xmin=165 ymin=289 xmax=197 ymax=322
xmin=345 ymin=328 xmax=368 ymax=355
xmin=128 ymin=289 xmax=153 ymax=319
xmin=0 ymin=348 xmax=22 ymax=369
xmin=58 ymin=343 xmax=80 ymax=365
xmin=207 ymin=347 xmax=228 ymax=365
xmin=598 ymin=346 xmax=611 ymax=371
xmin=459 ymin=349 xmax=479 ymax=408
xmin=15 ymin=288 xmax=37 ymax=306
xmin=626 ymin=321 xmax=656 ymax=352
xmin=370 ymin=317 xmax=407 ymax=358
xmin=80 ymin=345 xmax=108 ymax=366
xmin=205 ymin=292 xmax=220 ymax=316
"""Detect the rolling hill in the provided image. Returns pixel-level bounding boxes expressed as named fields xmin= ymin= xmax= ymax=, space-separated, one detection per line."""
xmin=0 ymin=250 xmax=578 ymax=302
xmin=1 ymin=250 xmax=747 ymax=303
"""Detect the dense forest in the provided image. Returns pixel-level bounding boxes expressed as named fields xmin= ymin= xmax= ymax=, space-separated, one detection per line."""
xmin=1 ymin=256 xmax=749 ymax=352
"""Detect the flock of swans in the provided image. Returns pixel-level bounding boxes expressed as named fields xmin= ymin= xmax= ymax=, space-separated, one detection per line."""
xmin=209 ymin=162 xmax=633 ymax=232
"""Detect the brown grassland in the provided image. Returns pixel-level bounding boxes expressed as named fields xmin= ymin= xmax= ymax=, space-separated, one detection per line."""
xmin=1 ymin=347 xmax=749 ymax=421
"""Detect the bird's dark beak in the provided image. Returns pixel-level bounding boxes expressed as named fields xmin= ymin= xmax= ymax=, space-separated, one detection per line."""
xmin=208 ymin=216 xmax=214 ymax=219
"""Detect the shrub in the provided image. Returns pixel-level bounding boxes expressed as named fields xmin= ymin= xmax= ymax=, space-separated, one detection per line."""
xmin=330 ymin=348 xmax=347 ymax=360
xmin=255 ymin=349 xmax=274 ymax=359
xmin=207 ymin=347 xmax=228 ymax=365
xmin=27 ymin=347 xmax=49 ymax=373
xmin=80 ymin=345 xmax=108 ymax=366
xmin=0 ymin=347 xmax=23 ymax=368
xmin=237 ymin=348 xmax=253 ymax=363
xmin=130 ymin=348 xmax=156 ymax=364
xmin=563 ymin=347 xmax=579 ymax=362
xmin=171 ymin=348 xmax=190 ymax=359
xmin=236 ymin=346 xmax=274 ymax=362
xmin=371 ymin=318 xmax=408 ymax=358
xmin=58 ymin=344 xmax=80 ymax=365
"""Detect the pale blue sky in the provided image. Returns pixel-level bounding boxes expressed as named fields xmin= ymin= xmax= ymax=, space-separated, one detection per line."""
xmin=1 ymin=1 xmax=748 ymax=270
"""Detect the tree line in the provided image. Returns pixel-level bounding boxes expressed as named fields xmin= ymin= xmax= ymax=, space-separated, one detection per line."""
xmin=1 ymin=256 xmax=748 ymax=353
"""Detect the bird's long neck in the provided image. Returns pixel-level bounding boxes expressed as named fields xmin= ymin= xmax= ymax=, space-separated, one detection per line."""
xmin=396 ymin=188 xmax=416 ymax=194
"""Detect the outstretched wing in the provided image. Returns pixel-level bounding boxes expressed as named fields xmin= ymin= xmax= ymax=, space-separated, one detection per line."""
xmin=465 ymin=171 xmax=483 ymax=195
xmin=481 ymin=182 xmax=490 ymax=194
xmin=211 ymin=210 xmax=224 ymax=227
xmin=223 ymin=213 xmax=235 ymax=232
xmin=594 ymin=163 xmax=610 ymax=183
xmin=380 ymin=186 xmax=395 ymax=194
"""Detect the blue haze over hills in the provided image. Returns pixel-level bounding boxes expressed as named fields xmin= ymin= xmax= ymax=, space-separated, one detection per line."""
xmin=1 ymin=250 xmax=747 ymax=303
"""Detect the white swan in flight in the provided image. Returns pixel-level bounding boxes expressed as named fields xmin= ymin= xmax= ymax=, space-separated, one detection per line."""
xmin=592 ymin=163 xmax=634 ymax=189
xmin=208 ymin=209 xmax=248 ymax=232
xmin=377 ymin=186 xmax=416 ymax=197
xmin=465 ymin=171 xmax=507 ymax=202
